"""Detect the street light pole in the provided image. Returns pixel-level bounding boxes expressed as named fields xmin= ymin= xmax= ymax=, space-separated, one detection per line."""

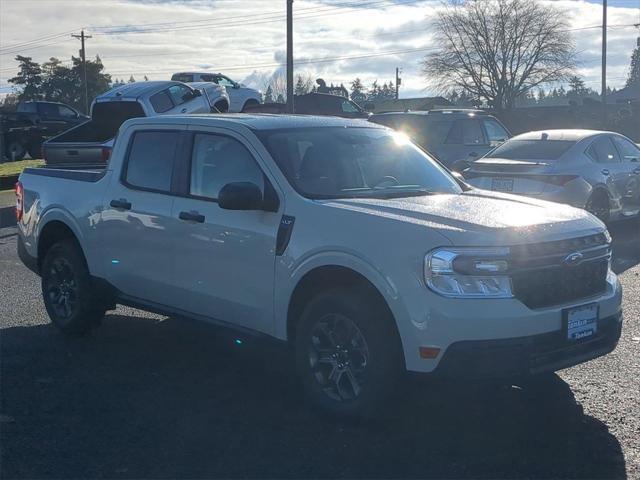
xmin=286 ymin=0 xmax=294 ymax=113
xmin=601 ymin=0 xmax=607 ymax=128
xmin=72 ymin=30 xmax=92 ymax=115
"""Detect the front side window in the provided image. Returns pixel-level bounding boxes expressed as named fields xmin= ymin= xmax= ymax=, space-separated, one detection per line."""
xmin=190 ymin=134 xmax=264 ymax=200
xmin=258 ymin=127 xmax=462 ymax=199
xmin=58 ymin=106 xmax=77 ymax=118
xmin=341 ymin=100 xmax=360 ymax=113
xmin=214 ymin=75 xmax=236 ymax=88
xmin=612 ymin=136 xmax=640 ymax=162
xmin=168 ymin=84 xmax=193 ymax=107
xmin=150 ymin=90 xmax=173 ymax=113
xmin=125 ymin=131 xmax=179 ymax=192
xmin=483 ymin=119 xmax=509 ymax=146
xmin=587 ymin=137 xmax=621 ymax=164
xmin=38 ymin=103 xmax=59 ymax=117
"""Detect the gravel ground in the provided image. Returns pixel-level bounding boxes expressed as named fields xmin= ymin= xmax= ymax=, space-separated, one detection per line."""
xmin=0 ymin=221 xmax=638 ymax=479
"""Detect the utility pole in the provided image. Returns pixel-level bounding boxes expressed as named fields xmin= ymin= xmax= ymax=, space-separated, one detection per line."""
xmin=286 ymin=0 xmax=294 ymax=113
xmin=72 ymin=30 xmax=92 ymax=115
xmin=395 ymin=67 xmax=402 ymax=100
xmin=601 ymin=0 xmax=607 ymax=128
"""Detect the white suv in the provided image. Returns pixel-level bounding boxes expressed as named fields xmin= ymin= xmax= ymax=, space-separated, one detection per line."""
xmin=171 ymin=72 xmax=262 ymax=112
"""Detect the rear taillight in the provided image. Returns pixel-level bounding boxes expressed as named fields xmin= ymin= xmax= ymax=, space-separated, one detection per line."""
xmin=15 ymin=181 xmax=24 ymax=222
xmin=546 ymin=175 xmax=579 ymax=186
xmin=101 ymin=147 xmax=111 ymax=163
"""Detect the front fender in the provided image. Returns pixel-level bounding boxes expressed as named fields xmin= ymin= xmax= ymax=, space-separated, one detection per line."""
xmin=273 ymin=248 xmax=409 ymax=341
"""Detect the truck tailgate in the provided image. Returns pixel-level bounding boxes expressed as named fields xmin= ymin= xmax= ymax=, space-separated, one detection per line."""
xmin=43 ymin=141 xmax=111 ymax=167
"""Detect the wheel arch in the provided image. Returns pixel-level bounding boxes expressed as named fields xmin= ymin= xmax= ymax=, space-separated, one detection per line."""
xmin=37 ymin=217 xmax=85 ymax=271
xmin=284 ymin=261 xmax=404 ymax=348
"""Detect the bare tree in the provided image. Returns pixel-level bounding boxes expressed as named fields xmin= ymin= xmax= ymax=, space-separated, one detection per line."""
xmin=421 ymin=0 xmax=576 ymax=110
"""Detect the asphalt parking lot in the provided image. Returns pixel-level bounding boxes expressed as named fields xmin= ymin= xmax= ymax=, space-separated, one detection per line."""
xmin=1 ymin=220 xmax=638 ymax=479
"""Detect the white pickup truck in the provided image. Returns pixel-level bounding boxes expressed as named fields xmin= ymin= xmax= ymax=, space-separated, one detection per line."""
xmin=16 ymin=114 xmax=622 ymax=416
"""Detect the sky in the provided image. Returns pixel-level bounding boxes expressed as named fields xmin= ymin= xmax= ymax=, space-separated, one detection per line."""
xmin=0 ymin=0 xmax=638 ymax=99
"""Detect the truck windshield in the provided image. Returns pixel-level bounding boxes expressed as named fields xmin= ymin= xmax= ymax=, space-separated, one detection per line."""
xmin=257 ymin=127 xmax=462 ymax=199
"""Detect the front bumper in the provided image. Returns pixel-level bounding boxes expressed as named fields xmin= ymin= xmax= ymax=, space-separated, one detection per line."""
xmin=431 ymin=311 xmax=622 ymax=379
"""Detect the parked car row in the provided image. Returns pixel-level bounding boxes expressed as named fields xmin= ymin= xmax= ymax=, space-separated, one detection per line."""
xmin=368 ymin=109 xmax=640 ymax=222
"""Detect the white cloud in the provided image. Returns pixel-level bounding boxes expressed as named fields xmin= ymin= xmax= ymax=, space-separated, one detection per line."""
xmin=0 ymin=0 xmax=637 ymax=98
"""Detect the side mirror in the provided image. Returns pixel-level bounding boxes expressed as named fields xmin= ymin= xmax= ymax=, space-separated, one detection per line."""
xmin=218 ymin=182 xmax=263 ymax=211
xmin=232 ymin=83 xmax=240 ymax=89
xmin=193 ymin=89 xmax=202 ymax=97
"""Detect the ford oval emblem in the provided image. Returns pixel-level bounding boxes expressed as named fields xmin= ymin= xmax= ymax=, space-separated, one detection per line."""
xmin=563 ymin=252 xmax=584 ymax=266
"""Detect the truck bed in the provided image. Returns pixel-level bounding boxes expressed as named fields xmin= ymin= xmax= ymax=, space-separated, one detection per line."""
xmin=23 ymin=165 xmax=106 ymax=182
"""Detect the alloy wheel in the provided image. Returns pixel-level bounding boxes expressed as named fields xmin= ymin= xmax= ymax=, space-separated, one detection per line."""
xmin=308 ymin=313 xmax=370 ymax=402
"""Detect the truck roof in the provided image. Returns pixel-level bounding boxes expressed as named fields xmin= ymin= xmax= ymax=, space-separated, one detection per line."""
xmin=124 ymin=113 xmax=381 ymax=131
xmin=97 ymin=81 xmax=185 ymax=101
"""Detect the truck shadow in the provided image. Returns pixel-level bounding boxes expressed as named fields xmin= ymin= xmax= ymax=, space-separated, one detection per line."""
xmin=1 ymin=313 xmax=627 ymax=479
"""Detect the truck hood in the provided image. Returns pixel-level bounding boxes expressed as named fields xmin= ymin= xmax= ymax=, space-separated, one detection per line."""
xmin=321 ymin=190 xmax=604 ymax=246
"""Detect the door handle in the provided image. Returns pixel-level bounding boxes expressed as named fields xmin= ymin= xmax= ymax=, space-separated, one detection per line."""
xmin=601 ymin=169 xmax=610 ymax=176
xmin=633 ymin=168 xmax=640 ymax=175
xmin=110 ymin=199 xmax=131 ymax=210
xmin=179 ymin=211 xmax=205 ymax=223
xmin=181 ymin=108 xmax=187 ymax=113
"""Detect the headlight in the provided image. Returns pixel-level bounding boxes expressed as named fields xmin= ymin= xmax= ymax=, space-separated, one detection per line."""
xmin=425 ymin=247 xmax=513 ymax=298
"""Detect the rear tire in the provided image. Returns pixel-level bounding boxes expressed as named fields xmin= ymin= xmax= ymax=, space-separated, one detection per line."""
xmin=586 ymin=190 xmax=610 ymax=223
xmin=241 ymin=99 xmax=260 ymax=113
xmin=5 ymin=140 xmax=26 ymax=162
xmin=41 ymin=240 xmax=105 ymax=334
xmin=294 ymin=287 xmax=403 ymax=418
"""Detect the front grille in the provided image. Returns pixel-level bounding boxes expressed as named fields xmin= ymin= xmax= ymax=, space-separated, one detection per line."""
xmin=510 ymin=234 xmax=610 ymax=309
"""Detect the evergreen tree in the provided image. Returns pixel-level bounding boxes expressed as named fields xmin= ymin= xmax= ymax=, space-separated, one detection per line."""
xmin=128 ymin=75 xmax=136 ymax=83
xmin=568 ymin=76 xmax=586 ymax=96
xmin=264 ymin=85 xmax=274 ymax=103
xmin=8 ymin=55 xmax=43 ymax=101
xmin=350 ymin=78 xmax=366 ymax=103
xmin=625 ymin=46 xmax=640 ymax=88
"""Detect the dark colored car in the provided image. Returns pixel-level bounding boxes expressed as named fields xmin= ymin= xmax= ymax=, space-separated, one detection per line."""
xmin=244 ymin=93 xmax=369 ymax=119
xmin=369 ymin=109 xmax=511 ymax=171
xmin=1 ymin=101 xmax=89 ymax=161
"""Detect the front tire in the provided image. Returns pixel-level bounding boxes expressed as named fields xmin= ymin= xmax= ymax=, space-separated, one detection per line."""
xmin=294 ymin=288 xmax=403 ymax=417
xmin=586 ymin=190 xmax=610 ymax=223
xmin=41 ymin=240 xmax=105 ymax=334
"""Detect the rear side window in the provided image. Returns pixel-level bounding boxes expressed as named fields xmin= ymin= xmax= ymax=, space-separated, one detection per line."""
xmin=171 ymin=74 xmax=194 ymax=83
xmin=587 ymin=137 xmax=621 ymax=163
xmin=150 ymin=91 xmax=173 ymax=113
xmin=18 ymin=102 xmax=37 ymax=113
xmin=487 ymin=139 xmax=575 ymax=160
xmin=125 ymin=131 xmax=179 ymax=192
xmin=445 ymin=119 xmax=486 ymax=145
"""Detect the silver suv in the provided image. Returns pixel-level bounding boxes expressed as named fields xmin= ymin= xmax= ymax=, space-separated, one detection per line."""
xmin=369 ymin=109 xmax=511 ymax=171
